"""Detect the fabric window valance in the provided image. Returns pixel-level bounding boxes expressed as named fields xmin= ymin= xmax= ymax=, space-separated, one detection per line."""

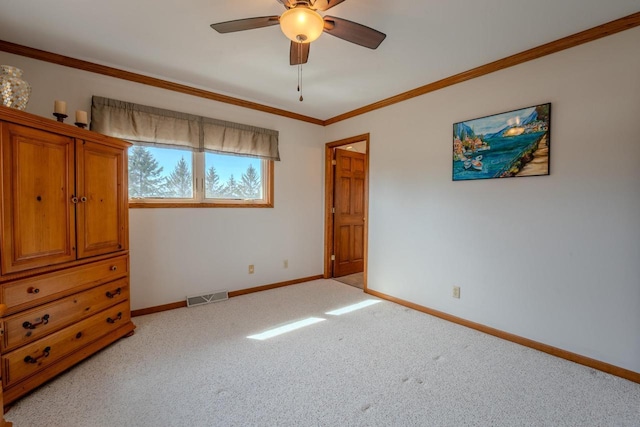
xmin=90 ymin=96 xmax=280 ymax=161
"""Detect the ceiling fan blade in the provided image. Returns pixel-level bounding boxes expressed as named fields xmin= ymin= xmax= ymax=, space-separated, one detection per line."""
xmin=314 ymin=0 xmax=347 ymax=12
xmin=277 ymin=0 xmax=295 ymax=8
xmin=323 ymin=16 xmax=386 ymax=49
xmin=210 ymin=16 xmax=280 ymax=34
xmin=290 ymin=41 xmax=310 ymax=65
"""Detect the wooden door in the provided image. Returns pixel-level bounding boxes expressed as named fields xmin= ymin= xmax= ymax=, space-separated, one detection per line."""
xmin=333 ymin=149 xmax=366 ymax=277
xmin=0 ymin=123 xmax=76 ymax=274
xmin=75 ymin=139 xmax=127 ymax=258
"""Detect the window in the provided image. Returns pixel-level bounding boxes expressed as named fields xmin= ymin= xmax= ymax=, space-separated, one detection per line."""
xmin=205 ymin=152 xmax=264 ymax=200
xmin=90 ymin=96 xmax=278 ymax=208
xmin=128 ymin=146 xmax=273 ymax=207
xmin=129 ymin=146 xmax=193 ymax=199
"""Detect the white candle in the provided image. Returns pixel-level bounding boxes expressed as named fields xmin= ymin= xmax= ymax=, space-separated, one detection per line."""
xmin=54 ymin=100 xmax=67 ymax=115
xmin=75 ymin=110 xmax=88 ymax=124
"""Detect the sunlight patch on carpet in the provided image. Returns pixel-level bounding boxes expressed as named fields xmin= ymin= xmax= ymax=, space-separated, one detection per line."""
xmin=247 ymin=317 xmax=326 ymax=340
xmin=326 ymin=299 xmax=381 ymax=316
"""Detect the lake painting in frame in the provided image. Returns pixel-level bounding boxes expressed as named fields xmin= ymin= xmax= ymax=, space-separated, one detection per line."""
xmin=453 ymin=103 xmax=550 ymax=181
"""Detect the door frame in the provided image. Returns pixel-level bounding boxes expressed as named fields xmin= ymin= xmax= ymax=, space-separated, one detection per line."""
xmin=323 ymin=133 xmax=370 ymax=290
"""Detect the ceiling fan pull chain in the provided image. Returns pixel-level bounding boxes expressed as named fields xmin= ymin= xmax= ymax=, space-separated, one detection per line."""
xmin=298 ymin=42 xmax=303 ymax=102
xmin=299 ymin=64 xmax=303 ymax=102
xmin=297 ymin=41 xmax=301 ymax=92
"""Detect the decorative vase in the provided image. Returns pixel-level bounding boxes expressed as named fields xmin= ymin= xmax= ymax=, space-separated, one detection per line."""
xmin=0 ymin=65 xmax=31 ymax=111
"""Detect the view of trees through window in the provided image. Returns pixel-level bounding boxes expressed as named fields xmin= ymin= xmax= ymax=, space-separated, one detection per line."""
xmin=128 ymin=146 xmax=262 ymax=200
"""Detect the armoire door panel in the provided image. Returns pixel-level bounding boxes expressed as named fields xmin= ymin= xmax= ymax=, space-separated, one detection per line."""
xmin=1 ymin=123 xmax=76 ymax=274
xmin=75 ymin=140 xmax=126 ymax=259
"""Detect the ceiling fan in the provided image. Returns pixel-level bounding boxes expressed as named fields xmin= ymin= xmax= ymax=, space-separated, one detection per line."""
xmin=210 ymin=0 xmax=386 ymax=66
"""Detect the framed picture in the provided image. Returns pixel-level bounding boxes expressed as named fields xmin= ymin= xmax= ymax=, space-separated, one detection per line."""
xmin=452 ymin=103 xmax=550 ymax=181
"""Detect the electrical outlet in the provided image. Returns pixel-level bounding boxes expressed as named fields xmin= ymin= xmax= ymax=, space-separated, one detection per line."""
xmin=283 ymin=259 xmax=288 ymax=269
xmin=248 ymin=264 xmax=254 ymax=274
xmin=452 ymin=286 xmax=461 ymax=299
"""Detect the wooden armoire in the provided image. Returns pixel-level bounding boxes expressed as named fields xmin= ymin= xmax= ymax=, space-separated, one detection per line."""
xmin=0 ymin=106 xmax=135 ymax=412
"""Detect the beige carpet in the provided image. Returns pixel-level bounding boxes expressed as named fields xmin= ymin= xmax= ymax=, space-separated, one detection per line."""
xmin=5 ymin=279 xmax=640 ymax=426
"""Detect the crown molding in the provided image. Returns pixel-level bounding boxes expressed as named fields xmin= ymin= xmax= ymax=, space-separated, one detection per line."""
xmin=1 ymin=11 xmax=639 ymax=127
xmin=324 ymin=11 xmax=640 ymax=125
xmin=0 ymin=40 xmax=324 ymax=126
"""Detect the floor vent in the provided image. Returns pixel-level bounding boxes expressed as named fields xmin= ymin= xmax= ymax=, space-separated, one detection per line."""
xmin=186 ymin=290 xmax=229 ymax=307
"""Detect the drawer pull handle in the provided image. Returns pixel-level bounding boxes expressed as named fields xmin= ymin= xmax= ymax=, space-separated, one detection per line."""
xmin=80 ymin=196 xmax=87 ymax=202
xmin=24 ymin=346 xmax=51 ymax=364
xmin=107 ymin=312 xmax=123 ymax=324
xmin=28 ymin=287 xmax=40 ymax=294
xmin=110 ymin=266 xmax=118 ymax=271
xmin=23 ymin=314 xmax=50 ymax=330
xmin=106 ymin=288 xmax=122 ymax=299
xmin=71 ymin=196 xmax=79 ymax=204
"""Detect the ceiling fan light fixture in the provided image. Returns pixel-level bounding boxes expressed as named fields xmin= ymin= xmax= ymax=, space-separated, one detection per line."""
xmin=279 ymin=7 xmax=324 ymax=43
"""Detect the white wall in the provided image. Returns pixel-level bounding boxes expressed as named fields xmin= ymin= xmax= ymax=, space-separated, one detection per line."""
xmin=3 ymin=26 xmax=639 ymax=374
xmin=325 ymin=28 xmax=640 ymax=373
xmin=0 ymin=52 xmax=327 ymax=310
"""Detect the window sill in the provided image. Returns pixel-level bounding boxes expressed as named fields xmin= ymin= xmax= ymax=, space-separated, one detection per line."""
xmin=128 ymin=201 xmax=273 ymax=209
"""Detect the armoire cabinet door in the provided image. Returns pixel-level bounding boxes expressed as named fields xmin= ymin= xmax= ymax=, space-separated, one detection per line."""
xmin=75 ymin=139 xmax=127 ymax=258
xmin=0 ymin=123 xmax=76 ymax=274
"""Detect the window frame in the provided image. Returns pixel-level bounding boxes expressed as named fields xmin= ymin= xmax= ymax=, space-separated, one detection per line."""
xmin=128 ymin=149 xmax=274 ymax=209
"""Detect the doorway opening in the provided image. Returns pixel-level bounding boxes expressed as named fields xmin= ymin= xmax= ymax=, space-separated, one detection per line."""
xmin=324 ymin=134 xmax=369 ymax=291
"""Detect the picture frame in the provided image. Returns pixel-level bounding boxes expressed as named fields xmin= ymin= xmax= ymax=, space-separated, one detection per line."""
xmin=452 ymin=103 xmax=550 ymax=181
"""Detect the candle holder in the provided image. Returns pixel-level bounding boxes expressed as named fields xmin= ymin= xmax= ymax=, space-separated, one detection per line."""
xmin=53 ymin=112 xmax=68 ymax=123
xmin=74 ymin=122 xmax=87 ymax=129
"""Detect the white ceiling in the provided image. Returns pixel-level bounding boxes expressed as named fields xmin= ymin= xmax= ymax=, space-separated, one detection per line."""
xmin=1 ymin=0 xmax=639 ymax=121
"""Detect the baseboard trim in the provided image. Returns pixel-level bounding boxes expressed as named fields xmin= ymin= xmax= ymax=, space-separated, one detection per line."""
xmin=228 ymin=275 xmax=324 ymax=297
xmin=365 ymin=288 xmax=640 ymax=384
xmin=131 ymin=274 xmax=324 ymax=317
xmin=131 ymin=301 xmax=187 ymax=317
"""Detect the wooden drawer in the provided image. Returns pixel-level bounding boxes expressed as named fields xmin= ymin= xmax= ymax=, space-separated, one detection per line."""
xmin=1 ymin=279 xmax=129 ymax=352
xmin=1 ymin=256 xmax=127 ymax=313
xmin=2 ymin=301 xmax=130 ymax=387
